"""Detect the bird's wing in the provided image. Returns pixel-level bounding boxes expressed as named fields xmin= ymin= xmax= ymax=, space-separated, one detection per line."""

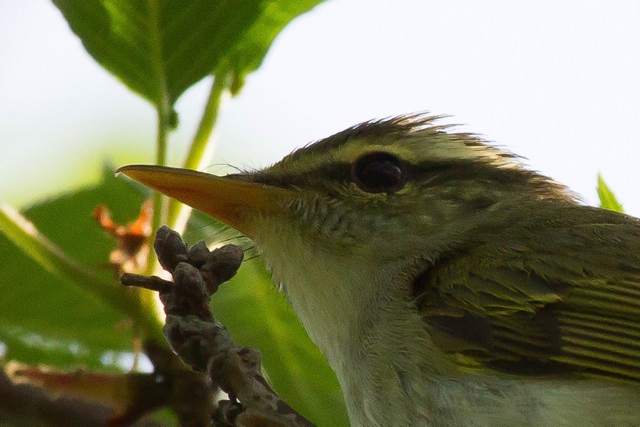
xmin=418 ymin=206 xmax=640 ymax=382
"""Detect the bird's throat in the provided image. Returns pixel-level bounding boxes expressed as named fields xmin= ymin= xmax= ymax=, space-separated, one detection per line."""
xmin=251 ymin=215 xmax=457 ymax=424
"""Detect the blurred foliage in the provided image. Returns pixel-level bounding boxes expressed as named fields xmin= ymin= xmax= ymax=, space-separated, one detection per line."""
xmin=0 ymin=167 xmax=145 ymax=370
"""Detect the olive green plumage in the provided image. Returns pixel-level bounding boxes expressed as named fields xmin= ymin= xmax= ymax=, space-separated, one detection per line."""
xmin=417 ymin=204 xmax=640 ymax=382
xmin=121 ymin=114 xmax=640 ymax=425
xmin=255 ymin=115 xmax=640 ymax=424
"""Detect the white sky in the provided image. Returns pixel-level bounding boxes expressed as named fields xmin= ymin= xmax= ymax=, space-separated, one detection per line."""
xmin=2 ymin=1 xmax=640 ymax=215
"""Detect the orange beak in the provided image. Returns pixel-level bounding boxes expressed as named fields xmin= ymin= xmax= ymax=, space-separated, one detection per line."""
xmin=116 ymin=165 xmax=290 ymax=237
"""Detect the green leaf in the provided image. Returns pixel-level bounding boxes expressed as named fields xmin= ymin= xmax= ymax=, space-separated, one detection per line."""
xmin=0 ymin=204 xmax=131 ymax=320
xmin=0 ymin=166 xmax=159 ymax=369
xmin=597 ymin=174 xmax=624 ymax=213
xmin=52 ymin=0 xmax=324 ymax=107
xmin=221 ymin=0 xmax=324 ymax=94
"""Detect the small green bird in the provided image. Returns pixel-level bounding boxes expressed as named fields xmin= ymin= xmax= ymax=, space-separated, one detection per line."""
xmin=119 ymin=115 xmax=640 ymax=426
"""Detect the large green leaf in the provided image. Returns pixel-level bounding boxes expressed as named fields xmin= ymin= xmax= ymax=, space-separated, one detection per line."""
xmin=52 ymin=0 xmax=323 ymax=107
xmin=0 ymin=166 xmax=150 ymax=369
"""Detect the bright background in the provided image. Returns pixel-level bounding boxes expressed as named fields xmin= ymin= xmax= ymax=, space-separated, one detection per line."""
xmin=2 ymin=1 xmax=640 ymax=214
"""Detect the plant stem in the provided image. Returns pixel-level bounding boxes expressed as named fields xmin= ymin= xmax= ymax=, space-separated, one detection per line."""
xmin=151 ymin=100 xmax=171 ymax=237
xmin=145 ymin=86 xmax=174 ymax=278
xmin=140 ymin=75 xmax=175 ymax=341
xmin=146 ymin=0 xmax=172 ymax=273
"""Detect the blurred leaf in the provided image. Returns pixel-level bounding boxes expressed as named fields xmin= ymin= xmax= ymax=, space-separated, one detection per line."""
xmin=0 ymin=166 xmax=154 ymax=369
xmin=0 ymin=204 xmax=133 ymax=321
xmin=598 ymin=174 xmax=624 ymax=213
xmin=52 ymin=0 xmax=323 ymax=108
xmin=222 ymin=0 xmax=324 ymax=94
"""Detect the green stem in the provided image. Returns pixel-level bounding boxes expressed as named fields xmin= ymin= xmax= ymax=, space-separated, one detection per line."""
xmin=167 ymin=70 xmax=232 ymax=232
xmin=146 ymin=80 xmax=174 ymax=276
xmin=150 ymin=103 xmax=171 ymax=237
xmin=146 ymin=0 xmax=172 ymax=275
xmin=138 ymin=18 xmax=175 ymax=341
xmin=184 ymin=71 xmax=230 ymax=170
xmin=134 ymin=90 xmax=174 ymax=345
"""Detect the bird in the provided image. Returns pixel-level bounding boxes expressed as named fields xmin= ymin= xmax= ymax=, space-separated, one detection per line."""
xmin=118 ymin=114 xmax=640 ymax=426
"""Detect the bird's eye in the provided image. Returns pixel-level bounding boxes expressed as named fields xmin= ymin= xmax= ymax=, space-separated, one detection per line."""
xmin=351 ymin=152 xmax=408 ymax=194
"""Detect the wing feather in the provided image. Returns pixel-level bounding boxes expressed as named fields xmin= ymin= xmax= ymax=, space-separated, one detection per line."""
xmin=418 ymin=206 xmax=640 ymax=382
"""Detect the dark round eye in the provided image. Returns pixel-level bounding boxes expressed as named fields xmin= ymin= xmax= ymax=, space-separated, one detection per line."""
xmin=351 ymin=152 xmax=408 ymax=194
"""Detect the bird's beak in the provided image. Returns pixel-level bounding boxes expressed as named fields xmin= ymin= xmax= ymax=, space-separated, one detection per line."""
xmin=117 ymin=165 xmax=290 ymax=237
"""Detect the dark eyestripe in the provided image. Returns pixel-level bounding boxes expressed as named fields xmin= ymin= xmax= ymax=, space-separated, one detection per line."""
xmin=246 ymin=159 xmax=556 ymax=198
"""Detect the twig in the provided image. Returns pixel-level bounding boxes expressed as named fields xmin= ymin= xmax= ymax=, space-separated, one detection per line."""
xmin=121 ymin=226 xmax=315 ymax=427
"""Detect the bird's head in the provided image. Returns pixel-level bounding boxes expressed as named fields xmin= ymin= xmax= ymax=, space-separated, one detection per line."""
xmin=119 ymin=114 xmax=573 ymax=264
xmin=118 ymin=114 xmax=576 ymax=362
